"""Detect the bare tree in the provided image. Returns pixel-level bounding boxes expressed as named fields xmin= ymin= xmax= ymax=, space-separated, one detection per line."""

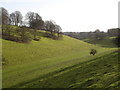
xmin=55 ymin=25 xmax=62 ymax=37
xmin=9 ymin=13 xmax=15 ymax=25
xmin=0 ymin=7 xmax=9 ymax=25
xmin=31 ymin=13 xmax=44 ymax=29
xmin=14 ymin=11 xmax=23 ymax=26
xmin=25 ymin=12 xmax=34 ymax=28
xmin=25 ymin=12 xmax=44 ymax=29
xmin=44 ymin=20 xmax=51 ymax=31
xmin=9 ymin=11 xmax=23 ymax=26
xmin=44 ymin=20 xmax=56 ymax=34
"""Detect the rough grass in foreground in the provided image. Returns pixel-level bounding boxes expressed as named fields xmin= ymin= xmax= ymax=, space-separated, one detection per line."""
xmin=19 ymin=50 xmax=119 ymax=88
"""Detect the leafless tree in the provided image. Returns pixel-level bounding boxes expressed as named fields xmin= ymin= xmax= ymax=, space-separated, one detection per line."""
xmin=25 ymin=12 xmax=44 ymax=29
xmin=9 ymin=11 xmax=23 ymax=26
xmin=55 ymin=25 xmax=62 ymax=37
xmin=44 ymin=20 xmax=56 ymax=34
xmin=0 ymin=7 xmax=9 ymax=25
xmin=9 ymin=13 xmax=15 ymax=25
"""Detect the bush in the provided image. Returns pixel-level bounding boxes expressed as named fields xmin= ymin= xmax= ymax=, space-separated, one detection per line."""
xmin=43 ymin=32 xmax=53 ymax=38
xmin=2 ymin=35 xmax=21 ymax=42
xmin=33 ymin=38 xmax=40 ymax=41
xmin=90 ymin=49 xmax=97 ymax=55
xmin=20 ymin=32 xmax=32 ymax=43
xmin=2 ymin=26 xmax=33 ymax=43
xmin=43 ymin=32 xmax=58 ymax=40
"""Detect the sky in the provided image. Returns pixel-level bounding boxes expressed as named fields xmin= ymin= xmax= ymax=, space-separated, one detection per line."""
xmin=0 ymin=0 xmax=119 ymax=32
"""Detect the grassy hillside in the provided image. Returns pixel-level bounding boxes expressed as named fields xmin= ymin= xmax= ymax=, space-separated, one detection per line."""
xmin=18 ymin=50 xmax=119 ymax=88
xmin=2 ymin=34 xmax=116 ymax=88
xmin=83 ymin=37 xmax=117 ymax=48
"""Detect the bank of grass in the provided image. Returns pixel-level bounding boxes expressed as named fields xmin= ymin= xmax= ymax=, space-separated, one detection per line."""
xmin=2 ymin=35 xmax=116 ymax=88
xmin=19 ymin=50 xmax=119 ymax=88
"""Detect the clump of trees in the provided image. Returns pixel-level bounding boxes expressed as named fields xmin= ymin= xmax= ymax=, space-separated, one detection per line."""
xmin=107 ymin=28 xmax=119 ymax=37
xmin=2 ymin=25 xmax=32 ymax=43
xmin=44 ymin=20 xmax=62 ymax=39
xmin=25 ymin=12 xmax=44 ymax=30
xmin=64 ymin=30 xmax=107 ymax=40
xmin=1 ymin=7 xmax=63 ymax=42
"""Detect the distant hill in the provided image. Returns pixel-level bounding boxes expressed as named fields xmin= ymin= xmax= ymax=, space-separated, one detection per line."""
xmin=83 ymin=37 xmax=117 ymax=48
xmin=64 ymin=28 xmax=118 ymax=48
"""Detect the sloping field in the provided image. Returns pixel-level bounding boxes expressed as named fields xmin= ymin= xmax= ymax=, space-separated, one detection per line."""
xmin=19 ymin=50 xmax=119 ymax=88
xmin=2 ymin=35 xmax=116 ymax=88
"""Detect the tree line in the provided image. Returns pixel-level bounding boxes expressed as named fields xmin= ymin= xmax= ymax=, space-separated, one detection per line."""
xmin=1 ymin=7 xmax=62 ymax=42
xmin=64 ymin=29 xmax=119 ymax=40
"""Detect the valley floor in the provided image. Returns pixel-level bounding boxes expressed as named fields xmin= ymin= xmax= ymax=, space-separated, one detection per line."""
xmin=10 ymin=50 xmax=120 ymax=88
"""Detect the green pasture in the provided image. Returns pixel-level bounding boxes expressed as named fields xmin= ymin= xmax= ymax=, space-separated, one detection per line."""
xmin=2 ymin=35 xmax=117 ymax=88
xmin=20 ymin=50 xmax=119 ymax=88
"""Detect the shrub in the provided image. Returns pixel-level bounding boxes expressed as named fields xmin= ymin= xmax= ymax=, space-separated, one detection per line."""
xmin=90 ymin=49 xmax=97 ymax=55
xmin=43 ymin=32 xmax=58 ymax=40
xmin=43 ymin=32 xmax=53 ymax=38
xmin=20 ymin=32 xmax=32 ymax=43
xmin=33 ymin=38 xmax=40 ymax=41
xmin=2 ymin=26 xmax=32 ymax=43
xmin=2 ymin=35 xmax=21 ymax=42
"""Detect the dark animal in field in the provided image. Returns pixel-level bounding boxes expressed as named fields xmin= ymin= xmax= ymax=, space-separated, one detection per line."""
xmin=90 ymin=49 xmax=97 ymax=55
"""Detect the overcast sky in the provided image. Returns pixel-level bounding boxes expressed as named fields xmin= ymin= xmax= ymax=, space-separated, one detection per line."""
xmin=0 ymin=0 xmax=119 ymax=32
